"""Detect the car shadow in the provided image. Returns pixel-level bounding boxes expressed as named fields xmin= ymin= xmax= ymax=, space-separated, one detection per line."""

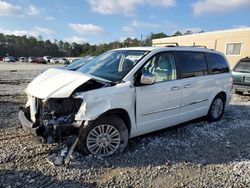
xmin=70 ymin=103 xmax=250 ymax=170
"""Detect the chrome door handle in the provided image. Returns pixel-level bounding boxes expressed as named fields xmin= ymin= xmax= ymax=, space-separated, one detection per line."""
xmin=171 ymin=86 xmax=180 ymax=91
xmin=184 ymin=84 xmax=192 ymax=88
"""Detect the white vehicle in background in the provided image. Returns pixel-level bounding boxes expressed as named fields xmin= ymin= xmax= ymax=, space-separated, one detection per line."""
xmin=19 ymin=57 xmax=27 ymax=62
xmin=28 ymin=57 xmax=36 ymax=63
xmin=68 ymin=57 xmax=80 ymax=63
xmin=19 ymin=46 xmax=232 ymax=157
xmin=43 ymin=56 xmax=51 ymax=63
xmin=50 ymin=58 xmax=60 ymax=64
xmin=59 ymin=58 xmax=70 ymax=64
xmin=3 ymin=56 xmax=16 ymax=62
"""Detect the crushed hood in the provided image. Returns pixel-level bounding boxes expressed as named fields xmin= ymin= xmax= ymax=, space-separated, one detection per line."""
xmin=26 ymin=68 xmax=91 ymax=99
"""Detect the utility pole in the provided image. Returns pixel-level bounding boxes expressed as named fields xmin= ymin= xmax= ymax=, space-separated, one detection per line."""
xmin=140 ymin=34 xmax=143 ymax=46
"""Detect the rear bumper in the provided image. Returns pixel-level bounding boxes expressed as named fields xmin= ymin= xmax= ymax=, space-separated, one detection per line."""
xmin=233 ymin=84 xmax=250 ymax=93
xmin=18 ymin=110 xmax=39 ymax=136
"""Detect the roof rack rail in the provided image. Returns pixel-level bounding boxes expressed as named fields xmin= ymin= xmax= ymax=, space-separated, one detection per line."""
xmin=190 ymin=45 xmax=207 ymax=49
xmin=164 ymin=42 xmax=179 ymax=47
xmin=152 ymin=42 xmax=179 ymax=47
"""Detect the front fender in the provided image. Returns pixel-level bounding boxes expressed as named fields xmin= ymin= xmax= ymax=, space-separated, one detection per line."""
xmin=74 ymin=98 xmax=112 ymax=121
xmin=74 ymin=82 xmax=136 ymax=124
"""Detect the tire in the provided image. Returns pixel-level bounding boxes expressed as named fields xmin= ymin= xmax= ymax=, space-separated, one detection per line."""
xmin=77 ymin=115 xmax=128 ymax=156
xmin=235 ymin=90 xmax=243 ymax=95
xmin=207 ymin=95 xmax=225 ymax=122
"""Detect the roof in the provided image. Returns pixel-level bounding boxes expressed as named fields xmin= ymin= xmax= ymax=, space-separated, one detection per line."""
xmin=113 ymin=46 xmax=162 ymax=51
xmin=112 ymin=46 xmax=217 ymax=53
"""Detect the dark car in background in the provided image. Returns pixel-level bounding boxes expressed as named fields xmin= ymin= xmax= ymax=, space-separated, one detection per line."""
xmin=34 ymin=57 xmax=47 ymax=64
xmin=3 ymin=56 xmax=16 ymax=62
xmin=232 ymin=57 xmax=250 ymax=95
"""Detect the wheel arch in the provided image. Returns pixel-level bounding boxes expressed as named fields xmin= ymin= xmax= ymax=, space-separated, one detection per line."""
xmin=97 ymin=108 xmax=132 ymax=134
xmin=207 ymin=91 xmax=227 ymax=115
xmin=207 ymin=91 xmax=227 ymax=122
xmin=215 ymin=91 xmax=227 ymax=103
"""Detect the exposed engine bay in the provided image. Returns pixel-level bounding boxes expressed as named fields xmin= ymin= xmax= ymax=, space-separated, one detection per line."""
xmin=19 ymin=67 xmax=135 ymax=165
xmin=23 ymin=79 xmax=110 ymax=143
xmin=19 ymin=78 xmax=112 ymax=165
xmin=24 ymin=97 xmax=82 ymax=142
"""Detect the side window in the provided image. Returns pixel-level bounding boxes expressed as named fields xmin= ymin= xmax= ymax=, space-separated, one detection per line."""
xmin=206 ymin=53 xmax=229 ymax=74
xmin=142 ymin=52 xmax=177 ymax=83
xmin=175 ymin=51 xmax=208 ymax=78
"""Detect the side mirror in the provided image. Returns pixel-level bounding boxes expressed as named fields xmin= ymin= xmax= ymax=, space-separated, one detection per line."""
xmin=140 ymin=73 xmax=156 ymax=85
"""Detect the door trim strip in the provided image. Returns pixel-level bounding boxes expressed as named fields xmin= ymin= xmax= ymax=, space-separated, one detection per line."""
xmin=141 ymin=105 xmax=180 ymax=116
xmin=141 ymin=98 xmax=208 ymax=116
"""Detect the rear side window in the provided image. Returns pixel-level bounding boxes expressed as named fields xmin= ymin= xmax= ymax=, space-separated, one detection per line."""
xmin=175 ymin=51 xmax=208 ymax=78
xmin=206 ymin=53 xmax=229 ymax=74
xmin=234 ymin=60 xmax=250 ymax=73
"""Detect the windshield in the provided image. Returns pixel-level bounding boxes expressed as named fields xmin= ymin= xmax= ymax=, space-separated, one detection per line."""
xmin=66 ymin=57 xmax=94 ymax=69
xmin=234 ymin=60 xmax=250 ymax=73
xmin=77 ymin=50 xmax=149 ymax=82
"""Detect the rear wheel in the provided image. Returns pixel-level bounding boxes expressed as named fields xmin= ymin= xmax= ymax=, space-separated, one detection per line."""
xmin=207 ymin=95 xmax=225 ymax=122
xmin=77 ymin=115 xmax=128 ymax=156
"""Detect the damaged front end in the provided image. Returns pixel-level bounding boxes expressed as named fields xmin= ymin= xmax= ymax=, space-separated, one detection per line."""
xmin=19 ymin=68 xmax=111 ymax=143
xmin=18 ymin=76 xmax=110 ymax=165
xmin=18 ymin=68 xmax=113 ymax=165
xmin=19 ymin=96 xmax=86 ymax=165
xmin=19 ymin=96 xmax=83 ymax=143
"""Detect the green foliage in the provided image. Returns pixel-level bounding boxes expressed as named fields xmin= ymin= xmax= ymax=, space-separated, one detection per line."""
xmin=0 ymin=34 xmax=63 ymax=57
xmin=151 ymin=32 xmax=168 ymax=39
xmin=173 ymin=31 xmax=182 ymax=36
xmin=0 ymin=31 xmax=193 ymax=57
xmin=0 ymin=34 xmax=142 ymax=57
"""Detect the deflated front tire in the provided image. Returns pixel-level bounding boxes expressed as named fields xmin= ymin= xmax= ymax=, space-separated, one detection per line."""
xmin=77 ymin=115 xmax=128 ymax=157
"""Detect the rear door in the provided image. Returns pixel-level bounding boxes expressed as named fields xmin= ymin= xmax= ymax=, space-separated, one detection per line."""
xmin=175 ymin=51 xmax=212 ymax=121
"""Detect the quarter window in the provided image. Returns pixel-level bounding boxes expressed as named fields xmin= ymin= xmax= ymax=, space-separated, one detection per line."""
xmin=142 ymin=52 xmax=177 ymax=83
xmin=206 ymin=53 xmax=229 ymax=74
xmin=175 ymin=51 xmax=208 ymax=78
xmin=226 ymin=43 xmax=242 ymax=55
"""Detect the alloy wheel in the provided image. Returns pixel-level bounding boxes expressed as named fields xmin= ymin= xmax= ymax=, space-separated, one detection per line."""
xmin=86 ymin=124 xmax=121 ymax=156
xmin=211 ymin=98 xmax=224 ymax=119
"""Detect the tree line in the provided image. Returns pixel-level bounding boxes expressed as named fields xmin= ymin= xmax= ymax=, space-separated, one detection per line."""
xmin=0 ymin=30 xmax=200 ymax=57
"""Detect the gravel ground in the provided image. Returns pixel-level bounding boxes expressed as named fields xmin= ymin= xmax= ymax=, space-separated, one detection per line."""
xmin=0 ymin=63 xmax=250 ymax=187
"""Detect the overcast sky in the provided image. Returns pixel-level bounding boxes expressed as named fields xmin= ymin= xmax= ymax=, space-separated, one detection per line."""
xmin=0 ymin=0 xmax=250 ymax=44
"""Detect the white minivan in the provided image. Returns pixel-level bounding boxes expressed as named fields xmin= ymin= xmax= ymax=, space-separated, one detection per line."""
xmin=19 ymin=46 xmax=232 ymax=156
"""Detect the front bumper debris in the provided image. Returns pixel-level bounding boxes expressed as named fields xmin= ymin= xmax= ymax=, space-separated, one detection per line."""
xmin=46 ymin=136 xmax=79 ymax=166
xmin=18 ymin=109 xmax=39 ymax=137
xmin=18 ymin=107 xmax=81 ymax=166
